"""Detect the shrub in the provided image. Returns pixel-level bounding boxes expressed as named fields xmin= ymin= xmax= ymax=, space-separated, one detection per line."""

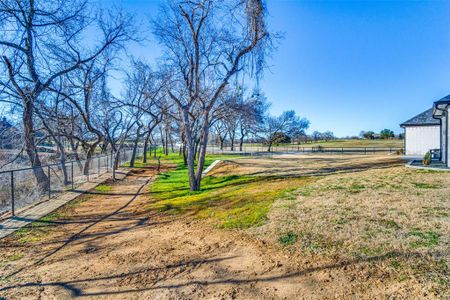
xmin=423 ymin=152 xmax=431 ymax=166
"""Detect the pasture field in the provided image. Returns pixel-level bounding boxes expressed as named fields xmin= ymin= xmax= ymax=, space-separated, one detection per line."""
xmin=301 ymin=138 xmax=404 ymax=148
xmin=0 ymin=152 xmax=448 ymax=299
xmin=242 ymin=139 xmax=404 ymax=149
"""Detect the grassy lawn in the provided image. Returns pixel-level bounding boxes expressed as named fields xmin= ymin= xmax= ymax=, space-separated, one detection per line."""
xmin=146 ymin=151 xmax=311 ymax=228
xmin=175 ymin=153 xmax=447 ymax=296
xmin=234 ymin=155 xmax=448 ymax=296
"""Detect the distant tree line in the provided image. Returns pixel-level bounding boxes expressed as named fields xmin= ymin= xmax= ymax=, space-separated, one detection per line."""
xmin=359 ymin=129 xmax=403 ymax=140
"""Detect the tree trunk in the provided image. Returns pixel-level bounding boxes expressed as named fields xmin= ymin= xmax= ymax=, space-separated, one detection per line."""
xmin=23 ymin=97 xmax=49 ymax=191
xmin=159 ymin=126 xmax=166 ymax=155
xmin=230 ymin=132 xmax=235 ymax=151
xmin=194 ymin=113 xmax=210 ymax=190
xmin=143 ymin=130 xmax=151 ymax=163
xmin=100 ymin=141 xmax=109 ymax=154
xmin=164 ymin=125 xmax=169 ymax=155
xmin=181 ymin=109 xmax=199 ymax=191
xmin=53 ymin=138 xmax=69 ymax=185
xmin=83 ymin=141 xmax=100 ymax=176
xmin=194 ymin=138 xmax=200 ymax=161
xmin=239 ymin=136 xmax=244 ymax=152
xmin=182 ymin=142 xmax=187 ymax=165
xmin=112 ymin=150 xmax=120 ymax=180
xmin=169 ymin=134 xmax=175 ymax=153
xmin=70 ymin=139 xmax=83 ymax=170
xmin=130 ymin=126 xmax=142 ymax=167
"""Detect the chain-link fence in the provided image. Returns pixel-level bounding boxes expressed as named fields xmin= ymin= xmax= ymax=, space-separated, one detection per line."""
xmin=0 ymin=148 xmax=142 ymax=218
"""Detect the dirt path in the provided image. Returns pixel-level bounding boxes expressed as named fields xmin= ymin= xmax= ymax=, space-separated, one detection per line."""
xmin=0 ymin=167 xmax=417 ymax=299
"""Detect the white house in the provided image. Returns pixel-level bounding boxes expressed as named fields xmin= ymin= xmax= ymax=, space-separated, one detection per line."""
xmin=400 ymin=108 xmax=440 ymax=156
xmin=432 ymin=95 xmax=450 ymax=167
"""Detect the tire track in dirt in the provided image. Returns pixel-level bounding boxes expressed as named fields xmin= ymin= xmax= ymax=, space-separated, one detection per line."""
xmin=0 ymin=165 xmax=424 ymax=299
xmin=0 ymin=169 xmax=154 ymax=291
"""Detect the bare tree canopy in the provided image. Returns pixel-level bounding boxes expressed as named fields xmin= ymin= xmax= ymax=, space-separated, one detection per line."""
xmin=0 ymin=0 xmax=134 ymax=188
xmin=153 ymin=0 xmax=272 ymax=190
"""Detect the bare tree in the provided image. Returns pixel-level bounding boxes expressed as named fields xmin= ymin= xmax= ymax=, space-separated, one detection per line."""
xmin=237 ymin=90 xmax=268 ymax=151
xmin=322 ymin=131 xmax=335 ymax=142
xmin=58 ymin=60 xmax=114 ymax=175
xmin=116 ymin=60 xmax=167 ymax=166
xmin=153 ymin=0 xmax=271 ymax=190
xmin=262 ymin=111 xmax=309 ymax=152
xmin=0 ymin=0 xmax=133 ymax=189
xmin=212 ymin=122 xmax=228 ymax=150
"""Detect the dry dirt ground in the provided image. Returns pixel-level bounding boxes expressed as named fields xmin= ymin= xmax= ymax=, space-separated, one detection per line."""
xmin=0 ymin=155 xmax=448 ymax=299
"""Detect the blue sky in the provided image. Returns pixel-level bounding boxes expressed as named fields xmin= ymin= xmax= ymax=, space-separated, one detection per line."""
xmin=108 ymin=0 xmax=450 ymax=137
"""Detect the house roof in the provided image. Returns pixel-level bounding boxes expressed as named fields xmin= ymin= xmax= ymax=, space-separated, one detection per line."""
xmin=434 ymin=94 xmax=450 ymax=105
xmin=433 ymin=95 xmax=450 ymax=118
xmin=400 ymin=108 xmax=440 ymax=127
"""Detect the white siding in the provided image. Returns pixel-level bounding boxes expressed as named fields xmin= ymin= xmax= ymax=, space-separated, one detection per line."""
xmin=405 ymin=125 xmax=440 ymax=156
xmin=442 ymin=115 xmax=447 ymax=163
xmin=447 ymin=108 xmax=450 ymax=167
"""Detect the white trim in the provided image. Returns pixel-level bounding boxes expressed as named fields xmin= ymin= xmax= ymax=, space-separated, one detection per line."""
xmin=405 ymin=160 xmax=450 ymax=172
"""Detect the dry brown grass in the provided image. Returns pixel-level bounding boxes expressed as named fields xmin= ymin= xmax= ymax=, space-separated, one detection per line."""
xmin=209 ymin=153 xmax=405 ymax=177
xmin=1 ymin=154 xmax=447 ymax=299
xmin=214 ymin=154 xmax=450 ymax=297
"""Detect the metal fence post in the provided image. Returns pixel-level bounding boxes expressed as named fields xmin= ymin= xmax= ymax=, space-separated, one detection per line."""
xmin=48 ymin=165 xmax=51 ymax=199
xmin=112 ymin=151 xmax=116 ymax=180
xmin=11 ymin=171 xmax=15 ymax=216
xmin=71 ymin=161 xmax=74 ymax=190
xmin=98 ymin=156 xmax=100 ymax=174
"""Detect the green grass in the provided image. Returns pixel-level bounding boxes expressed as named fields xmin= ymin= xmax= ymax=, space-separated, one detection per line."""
xmin=413 ymin=182 xmax=442 ymax=189
xmin=349 ymin=183 xmax=366 ymax=193
xmin=95 ymin=184 xmax=112 ymax=192
xmin=147 ymin=150 xmax=311 ymax=229
xmin=6 ymin=252 xmax=24 ymax=262
xmin=408 ymin=230 xmax=440 ymax=249
xmin=14 ymin=212 xmax=62 ymax=244
xmin=358 ymin=246 xmax=387 ymax=258
xmin=279 ymin=232 xmax=298 ymax=246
